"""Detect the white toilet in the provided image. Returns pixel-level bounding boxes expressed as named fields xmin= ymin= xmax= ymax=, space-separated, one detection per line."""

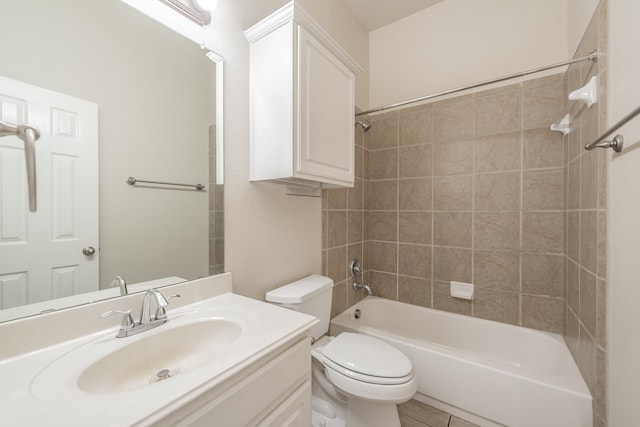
xmin=266 ymin=275 xmax=418 ymax=427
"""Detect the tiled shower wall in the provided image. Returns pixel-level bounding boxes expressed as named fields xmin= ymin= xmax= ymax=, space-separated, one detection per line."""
xmin=325 ymin=74 xmax=568 ymax=332
xmin=564 ymin=1 xmax=608 ymax=425
xmin=322 ymin=2 xmax=608 ymax=425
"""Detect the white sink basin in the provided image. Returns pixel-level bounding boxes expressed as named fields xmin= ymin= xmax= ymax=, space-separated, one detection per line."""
xmin=77 ymin=318 xmax=242 ymax=393
xmin=30 ymin=305 xmax=260 ymax=400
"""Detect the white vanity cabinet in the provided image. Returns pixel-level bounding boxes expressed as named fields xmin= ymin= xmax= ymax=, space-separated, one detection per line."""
xmin=160 ymin=337 xmax=312 ymax=427
xmin=246 ymin=1 xmax=362 ymax=188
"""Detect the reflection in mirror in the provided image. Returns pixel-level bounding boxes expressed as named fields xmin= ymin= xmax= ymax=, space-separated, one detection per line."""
xmin=0 ymin=0 xmax=223 ymax=322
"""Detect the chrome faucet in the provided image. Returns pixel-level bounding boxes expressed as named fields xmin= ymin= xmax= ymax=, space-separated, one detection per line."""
xmin=111 ymin=275 xmax=128 ymax=296
xmin=352 ymin=282 xmax=373 ymax=296
xmin=101 ymin=288 xmax=180 ymax=338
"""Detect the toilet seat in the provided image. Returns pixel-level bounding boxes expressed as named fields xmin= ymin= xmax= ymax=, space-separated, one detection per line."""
xmin=321 ymin=333 xmax=414 ymax=384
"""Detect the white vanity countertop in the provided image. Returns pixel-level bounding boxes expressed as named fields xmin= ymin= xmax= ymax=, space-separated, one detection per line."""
xmin=0 ymin=276 xmax=316 ymax=426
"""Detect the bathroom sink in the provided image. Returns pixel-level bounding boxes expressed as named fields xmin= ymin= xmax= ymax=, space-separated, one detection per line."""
xmin=77 ymin=318 xmax=242 ymax=393
xmin=30 ymin=305 xmax=262 ymax=400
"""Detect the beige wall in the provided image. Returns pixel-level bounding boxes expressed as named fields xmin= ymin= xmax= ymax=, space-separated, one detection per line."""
xmin=369 ymin=0 xmax=568 ymax=108
xmin=607 ymin=0 xmax=640 ymax=425
xmin=205 ymin=0 xmax=368 ymax=300
xmin=567 ymin=0 xmax=601 ymax=56
xmin=0 ymin=0 xmax=214 ymax=287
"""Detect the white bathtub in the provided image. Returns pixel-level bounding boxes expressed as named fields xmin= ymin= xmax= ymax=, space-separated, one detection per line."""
xmin=329 ymin=297 xmax=592 ymax=427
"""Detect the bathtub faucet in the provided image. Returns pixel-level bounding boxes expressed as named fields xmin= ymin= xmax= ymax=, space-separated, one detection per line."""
xmin=352 ymin=282 xmax=373 ymax=296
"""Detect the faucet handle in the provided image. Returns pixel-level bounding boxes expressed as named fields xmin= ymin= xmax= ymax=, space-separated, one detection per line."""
xmin=155 ymin=294 xmax=180 ymax=320
xmin=101 ymin=309 xmax=134 ymax=329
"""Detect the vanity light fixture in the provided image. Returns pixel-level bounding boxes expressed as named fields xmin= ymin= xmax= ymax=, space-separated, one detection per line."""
xmin=158 ymin=0 xmax=217 ymax=26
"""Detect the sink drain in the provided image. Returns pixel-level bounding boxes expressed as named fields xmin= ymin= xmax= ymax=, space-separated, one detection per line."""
xmin=149 ymin=368 xmax=177 ymax=384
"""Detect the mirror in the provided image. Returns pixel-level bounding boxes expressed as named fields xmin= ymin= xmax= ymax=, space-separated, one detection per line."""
xmin=0 ymin=0 xmax=223 ymax=322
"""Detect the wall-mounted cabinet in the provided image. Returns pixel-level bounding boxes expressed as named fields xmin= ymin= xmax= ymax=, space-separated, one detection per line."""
xmin=245 ymin=1 xmax=362 ymax=189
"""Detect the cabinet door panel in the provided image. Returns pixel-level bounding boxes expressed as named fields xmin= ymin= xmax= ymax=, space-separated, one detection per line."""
xmin=297 ymin=27 xmax=354 ymax=185
xmin=256 ymin=381 xmax=311 ymax=427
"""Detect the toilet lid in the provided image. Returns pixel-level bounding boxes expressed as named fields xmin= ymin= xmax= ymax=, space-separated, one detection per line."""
xmin=321 ymin=333 xmax=413 ymax=379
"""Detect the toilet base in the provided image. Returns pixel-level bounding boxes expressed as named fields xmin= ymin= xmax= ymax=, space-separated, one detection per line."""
xmin=345 ymin=398 xmax=401 ymax=427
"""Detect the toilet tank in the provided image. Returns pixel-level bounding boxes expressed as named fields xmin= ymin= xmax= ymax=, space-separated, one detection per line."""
xmin=265 ymin=275 xmax=333 ymax=341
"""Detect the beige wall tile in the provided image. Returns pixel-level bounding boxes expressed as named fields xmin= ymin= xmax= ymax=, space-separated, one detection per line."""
xmin=368 ymin=112 xmax=398 ymax=150
xmin=399 ymin=212 xmax=432 ymax=245
xmin=355 ymin=144 xmax=363 ymax=179
xmin=331 ymin=281 xmax=348 ymax=319
xmin=328 ymin=246 xmax=347 ymax=285
xmin=474 ymin=212 xmax=520 ymax=251
xmin=433 ymin=247 xmax=472 ymax=282
xmin=327 ymin=211 xmax=346 ymax=248
xmin=433 ymin=211 xmax=472 ymax=248
xmin=369 ymin=211 xmax=397 ymax=242
xmin=473 ymin=287 xmax=519 ymax=325
xmin=368 ymin=270 xmax=397 ymax=300
xmin=577 ymin=324 xmax=597 ymax=394
xmin=568 ymin=158 xmax=581 ymax=210
xmin=368 ymin=241 xmax=397 ymax=273
xmin=567 ymin=211 xmax=580 ymax=262
xmin=398 ymin=244 xmax=431 ymax=279
xmin=327 ymin=188 xmax=347 ymax=209
xmin=580 ymin=268 xmax=597 ymax=337
xmin=475 ymin=131 xmax=522 ymax=173
xmin=523 ymin=82 xmax=564 ymax=129
xmin=433 ymin=175 xmax=472 ymax=211
xmin=595 ymin=347 xmax=607 ymax=422
xmin=400 ymin=144 xmax=433 ymax=178
xmin=598 ymin=141 xmax=608 ymax=209
xmin=369 ymin=180 xmax=397 ymax=211
xmin=433 ymin=280 xmax=472 ymax=315
xmin=433 ymin=140 xmax=473 ymax=176
xmin=521 ymin=253 xmax=563 ymax=297
xmin=433 ymin=96 xmax=475 ymax=142
xmin=567 ymin=259 xmax=580 ymax=315
xmin=523 ymin=169 xmax=564 ymax=211
xmin=523 ymin=128 xmax=565 ymax=169
xmin=399 ymin=105 xmax=433 ymax=146
xmin=597 ymin=278 xmax=607 ymax=347
xmin=370 ymin=148 xmax=398 ymax=180
xmin=521 ymin=294 xmax=563 ymax=333
xmin=580 ymin=150 xmax=599 ymax=209
xmin=473 ymin=250 xmax=520 ymax=291
xmin=399 ymin=178 xmax=432 ymax=211
xmin=475 ymin=172 xmax=521 ymax=211
xmin=580 ymin=210 xmax=598 ymax=274
xmin=322 ymin=211 xmax=327 ymax=249
xmin=476 ymin=89 xmax=522 ymax=136
xmin=398 ymin=276 xmax=432 ymax=307
xmin=347 ymin=178 xmax=363 ymax=210
xmin=347 ymin=211 xmax=363 ymax=244
xmin=522 ymin=211 xmax=564 ymax=253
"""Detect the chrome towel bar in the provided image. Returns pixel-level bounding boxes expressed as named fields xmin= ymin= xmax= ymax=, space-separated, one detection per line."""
xmin=126 ymin=177 xmax=205 ymax=191
xmin=585 ymin=104 xmax=640 ymax=152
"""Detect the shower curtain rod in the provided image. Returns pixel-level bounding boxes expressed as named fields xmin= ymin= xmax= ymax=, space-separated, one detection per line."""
xmin=355 ymin=50 xmax=600 ymax=117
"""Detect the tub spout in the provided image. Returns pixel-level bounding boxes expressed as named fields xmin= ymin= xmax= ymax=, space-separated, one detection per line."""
xmin=352 ymin=282 xmax=372 ymax=296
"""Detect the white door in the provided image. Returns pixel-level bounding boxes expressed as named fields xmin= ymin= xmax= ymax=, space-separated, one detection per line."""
xmin=0 ymin=75 xmax=99 ymax=309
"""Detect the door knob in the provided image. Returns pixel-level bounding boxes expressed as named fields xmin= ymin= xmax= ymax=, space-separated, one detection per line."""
xmin=82 ymin=246 xmax=96 ymax=256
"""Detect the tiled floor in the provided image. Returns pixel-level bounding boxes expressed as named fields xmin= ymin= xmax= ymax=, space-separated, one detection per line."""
xmin=399 ymin=399 xmax=480 ymax=427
